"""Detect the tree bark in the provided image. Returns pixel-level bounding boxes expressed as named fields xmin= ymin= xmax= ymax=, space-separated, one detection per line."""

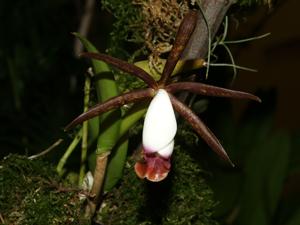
xmin=183 ymin=0 xmax=235 ymax=59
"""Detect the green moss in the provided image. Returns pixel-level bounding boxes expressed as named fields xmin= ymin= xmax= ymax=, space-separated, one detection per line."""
xmin=0 ymin=155 xmax=88 ymax=225
xmin=100 ymin=0 xmax=190 ymax=92
xmin=97 ymin=147 xmax=218 ymax=225
xmin=102 ymin=0 xmax=145 ymax=58
xmin=101 ymin=0 xmax=189 ymax=61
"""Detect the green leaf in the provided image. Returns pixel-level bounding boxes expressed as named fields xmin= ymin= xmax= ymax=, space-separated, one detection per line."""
xmin=286 ymin=209 xmax=300 ymax=225
xmin=72 ymin=32 xmax=110 ymax=73
xmin=237 ymin=131 xmax=290 ymax=225
xmin=101 ymin=102 xmax=147 ymax=191
xmin=87 ymin=117 xmax=99 ymax=146
xmin=209 ymin=171 xmax=242 ymax=217
xmin=265 ymin=132 xmax=290 ymax=215
xmin=96 ymin=109 xmax=121 ymax=154
xmin=119 ymin=102 xmax=148 ymax=137
xmin=289 ymin=132 xmax=300 ymax=173
xmin=87 ymin=138 xmax=129 ymax=192
xmin=235 ymin=114 xmax=273 ymax=164
xmin=73 ymin=32 xmax=121 ymax=154
xmin=104 ymin=136 xmax=129 ymax=192
xmin=74 ymin=33 xmax=124 ymax=191
xmin=93 ymin=59 xmax=121 ymax=154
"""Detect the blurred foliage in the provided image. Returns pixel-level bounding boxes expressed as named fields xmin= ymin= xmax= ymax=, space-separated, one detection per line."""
xmin=190 ymin=89 xmax=300 ymax=225
xmin=0 ymin=0 xmax=85 ymax=159
xmin=0 ymin=155 xmax=88 ymax=224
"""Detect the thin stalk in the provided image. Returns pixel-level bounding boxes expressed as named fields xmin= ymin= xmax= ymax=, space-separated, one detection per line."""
xmin=210 ymin=17 xmax=269 ymax=84
xmin=224 ymin=33 xmax=271 ymax=44
xmin=221 ymin=43 xmax=237 ymax=81
xmin=57 ymin=129 xmax=82 ymax=176
xmin=79 ymin=75 xmax=91 ymax=185
xmin=211 ymin=16 xmax=229 ymax=53
xmin=207 ymin=63 xmax=257 ymax=72
xmin=197 ymin=0 xmax=212 ymax=79
xmin=29 ymin=139 xmax=63 ymax=160
xmin=221 ymin=16 xmax=229 ymax=42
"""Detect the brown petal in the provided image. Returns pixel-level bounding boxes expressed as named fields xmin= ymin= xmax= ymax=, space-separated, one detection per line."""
xmin=81 ymin=52 xmax=158 ymax=89
xmin=135 ymin=152 xmax=171 ymax=182
xmin=134 ymin=161 xmax=147 ymax=179
xmin=159 ymin=10 xmax=198 ymax=85
xmin=169 ymin=94 xmax=234 ymax=166
xmin=65 ymin=88 xmax=155 ymax=131
xmin=166 ymin=82 xmax=261 ymax=102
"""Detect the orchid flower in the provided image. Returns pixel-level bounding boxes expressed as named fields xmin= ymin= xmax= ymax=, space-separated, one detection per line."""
xmin=65 ymin=10 xmax=261 ymax=182
xmin=135 ymin=89 xmax=177 ymax=182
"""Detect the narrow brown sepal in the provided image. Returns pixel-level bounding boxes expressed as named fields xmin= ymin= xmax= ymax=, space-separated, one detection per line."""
xmin=169 ymin=93 xmax=234 ymax=166
xmin=80 ymin=52 xmax=158 ymax=89
xmin=159 ymin=10 xmax=198 ymax=85
xmin=65 ymin=88 xmax=155 ymax=131
xmin=166 ymin=82 xmax=261 ymax=102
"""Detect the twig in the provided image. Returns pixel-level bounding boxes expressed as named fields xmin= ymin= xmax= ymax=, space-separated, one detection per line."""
xmin=57 ymin=129 xmax=83 ymax=176
xmin=0 ymin=213 xmax=5 ymax=224
xmin=211 ymin=19 xmax=269 ymax=83
xmin=224 ymin=33 xmax=271 ymax=44
xmin=79 ymin=74 xmax=91 ymax=185
xmin=85 ymin=152 xmax=110 ymax=219
xmin=28 ymin=139 xmax=63 ymax=160
xmin=197 ymin=0 xmax=212 ymax=79
xmin=205 ymin=62 xmax=257 ymax=72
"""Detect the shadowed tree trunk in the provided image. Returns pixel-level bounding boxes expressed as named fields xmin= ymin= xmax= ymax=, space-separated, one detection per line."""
xmin=183 ymin=0 xmax=235 ymax=59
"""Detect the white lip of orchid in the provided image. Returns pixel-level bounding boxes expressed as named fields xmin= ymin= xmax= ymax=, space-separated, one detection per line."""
xmin=142 ymin=89 xmax=177 ymax=155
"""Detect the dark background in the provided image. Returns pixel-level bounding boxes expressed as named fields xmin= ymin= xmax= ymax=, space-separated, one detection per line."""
xmin=230 ymin=0 xmax=300 ymax=130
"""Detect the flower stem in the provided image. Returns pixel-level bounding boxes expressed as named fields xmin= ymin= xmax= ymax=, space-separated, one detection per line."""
xmin=56 ymin=129 xmax=82 ymax=176
xmin=79 ymin=75 xmax=91 ymax=185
